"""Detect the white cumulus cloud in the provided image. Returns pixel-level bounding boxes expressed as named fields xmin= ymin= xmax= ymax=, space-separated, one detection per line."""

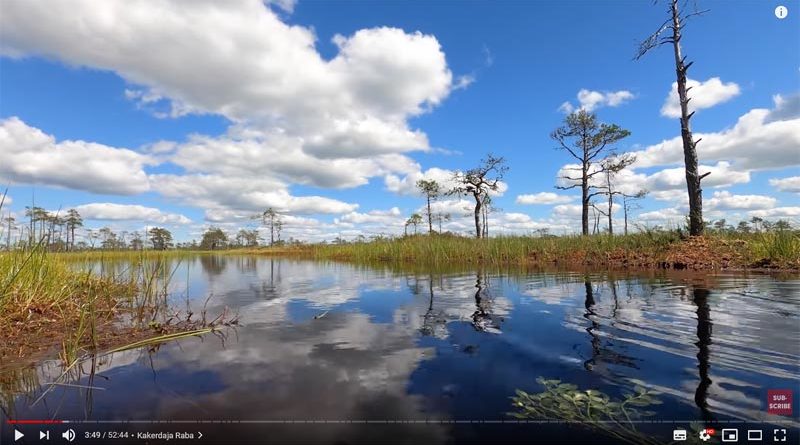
xmin=0 ymin=1 xmax=462 ymax=160
xmin=559 ymin=89 xmax=635 ymax=113
xmin=661 ymin=77 xmax=740 ymax=118
xmin=769 ymin=176 xmax=800 ymax=194
xmin=0 ymin=117 xmax=152 ymax=195
xmin=150 ymin=174 xmax=358 ymax=218
xmin=384 ymin=167 xmax=460 ymax=196
xmin=336 ymin=207 xmax=404 ymax=225
xmin=73 ymin=203 xmax=191 ymax=225
xmin=706 ymin=191 xmax=777 ymax=211
xmin=552 ymin=204 xmax=583 ymax=219
xmin=748 ymin=207 xmax=800 ymax=221
xmin=516 ymin=192 xmax=575 ymax=205
xmin=634 ymin=97 xmax=800 ymax=172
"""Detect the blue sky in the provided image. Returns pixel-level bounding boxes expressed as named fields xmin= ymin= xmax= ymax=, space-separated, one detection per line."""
xmin=1 ymin=0 xmax=798 ymax=243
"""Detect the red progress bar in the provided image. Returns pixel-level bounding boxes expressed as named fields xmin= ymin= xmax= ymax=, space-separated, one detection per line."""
xmin=7 ymin=420 xmax=64 ymax=424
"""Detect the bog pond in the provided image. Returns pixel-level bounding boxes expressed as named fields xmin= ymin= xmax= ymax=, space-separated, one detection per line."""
xmin=2 ymin=256 xmax=798 ymax=444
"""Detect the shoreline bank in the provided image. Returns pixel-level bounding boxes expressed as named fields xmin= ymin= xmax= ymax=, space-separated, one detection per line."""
xmin=225 ymin=232 xmax=800 ymax=272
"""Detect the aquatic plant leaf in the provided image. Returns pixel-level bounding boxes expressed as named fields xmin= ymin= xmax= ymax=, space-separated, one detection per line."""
xmin=625 ymin=398 xmax=653 ymax=407
xmin=510 ymin=377 xmax=663 ymax=445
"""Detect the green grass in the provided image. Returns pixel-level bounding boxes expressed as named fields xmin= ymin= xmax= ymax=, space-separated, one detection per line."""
xmin=239 ymin=232 xmax=646 ymax=265
xmin=0 ymin=245 xmax=215 ymax=368
xmin=0 ymin=243 xmax=129 ymax=321
xmin=745 ymin=230 xmax=800 ymax=266
xmin=234 ymin=230 xmax=799 ymax=270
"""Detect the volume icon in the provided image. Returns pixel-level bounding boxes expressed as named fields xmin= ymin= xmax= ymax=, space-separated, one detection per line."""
xmin=62 ymin=429 xmax=76 ymax=442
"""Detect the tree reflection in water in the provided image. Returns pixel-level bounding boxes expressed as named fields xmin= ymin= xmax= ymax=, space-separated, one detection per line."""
xmin=692 ymin=286 xmax=714 ymax=422
xmin=582 ymin=278 xmax=637 ymax=372
xmin=199 ymin=255 xmax=226 ymax=276
xmin=583 ymin=279 xmax=600 ymax=371
xmin=257 ymin=258 xmax=280 ymax=300
xmin=235 ymin=256 xmax=257 ymax=274
xmin=420 ymin=274 xmax=447 ymax=339
xmin=472 ymin=271 xmax=501 ymax=334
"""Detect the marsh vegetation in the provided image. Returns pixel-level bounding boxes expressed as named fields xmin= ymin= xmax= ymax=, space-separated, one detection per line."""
xmin=235 ymin=229 xmax=800 ymax=271
xmin=0 ymin=243 xmax=232 ymax=368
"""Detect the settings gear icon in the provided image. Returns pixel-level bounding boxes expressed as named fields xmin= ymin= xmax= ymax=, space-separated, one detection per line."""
xmin=698 ymin=428 xmax=714 ymax=442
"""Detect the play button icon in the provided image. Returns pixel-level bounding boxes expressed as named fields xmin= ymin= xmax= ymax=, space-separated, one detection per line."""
xmin=14 ymin=429 xmax=24 ymax=441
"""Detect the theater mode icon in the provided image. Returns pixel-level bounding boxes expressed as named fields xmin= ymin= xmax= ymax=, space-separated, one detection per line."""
xmin=747 ymin=429 xmax=763 ymax=441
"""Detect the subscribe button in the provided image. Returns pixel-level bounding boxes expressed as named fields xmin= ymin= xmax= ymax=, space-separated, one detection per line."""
xmin=767 ymin=389 xmax=793 ymax=416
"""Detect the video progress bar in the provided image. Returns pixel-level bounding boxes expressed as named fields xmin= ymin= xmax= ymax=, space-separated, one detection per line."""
xmin=17 ymin=419 xmax=799 ymax=425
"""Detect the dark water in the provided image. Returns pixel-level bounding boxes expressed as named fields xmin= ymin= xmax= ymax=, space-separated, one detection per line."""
xmin=2 ymin=257 xmax=799 ymax=444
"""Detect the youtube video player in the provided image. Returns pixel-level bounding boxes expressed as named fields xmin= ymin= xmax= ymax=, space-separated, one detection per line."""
xmin=1 ymin=0 xmax=798 ymax=444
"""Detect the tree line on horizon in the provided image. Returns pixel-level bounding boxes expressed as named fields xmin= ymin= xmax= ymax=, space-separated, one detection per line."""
xmin=0 ymin=191 xmax=794 ymax=252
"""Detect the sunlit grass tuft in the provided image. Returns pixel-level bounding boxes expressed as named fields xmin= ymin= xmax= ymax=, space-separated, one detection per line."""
xmin=746 ymin=230 xmax=800 ymax=266
xmin=0 ymin=245 xmax=216 ymax=367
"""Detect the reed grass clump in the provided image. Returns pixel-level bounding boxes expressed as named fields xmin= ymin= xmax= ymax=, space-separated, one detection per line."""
xmin=746 ymin=230 xmax=800 ymax=267
xmin=0 ymin=245 xmax=216 ymax=368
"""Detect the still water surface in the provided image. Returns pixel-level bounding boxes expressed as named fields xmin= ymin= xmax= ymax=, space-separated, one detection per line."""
xmin=3 ymin=257 xmax=799 ymax=444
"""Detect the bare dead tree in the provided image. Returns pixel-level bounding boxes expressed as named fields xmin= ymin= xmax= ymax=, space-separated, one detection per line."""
xmin=552 ymin=110 xmax=631 ymax=235
xmin=436 ymin=212 xmax=451 ymax=233
xmin=590 ymin=202 xmax=603 ymax=235
xmin=449 ymin=154 xmax=507 ymax=239
xmin=599 ymin=153 xmax=637 ymax=235
xmin=4 ymin=214 xmax=14 ymax=250
xmin=636 ymin=0 xmax=710 ymax=236
xmin=481 ymin=194 xmax=500 ymax=238
xmin=622 ymin=190 xmax=648 ymax=235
